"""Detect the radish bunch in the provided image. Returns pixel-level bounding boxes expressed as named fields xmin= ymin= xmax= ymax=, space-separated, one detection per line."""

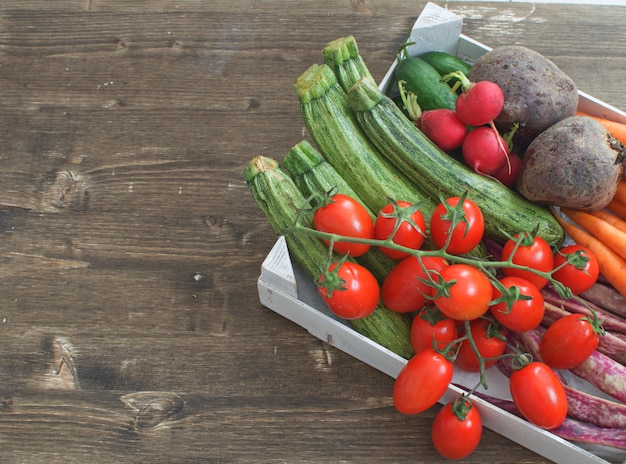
xmin=411 ymin=70 xmax=522 ymax=188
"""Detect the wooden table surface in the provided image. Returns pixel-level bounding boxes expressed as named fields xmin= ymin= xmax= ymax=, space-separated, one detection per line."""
xmin=1 ymin=1 xmax=624 ymax=463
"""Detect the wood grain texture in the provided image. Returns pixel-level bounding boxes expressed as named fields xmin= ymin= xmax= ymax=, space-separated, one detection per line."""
xmin=0 ymin=1 xmax=624 ymax=463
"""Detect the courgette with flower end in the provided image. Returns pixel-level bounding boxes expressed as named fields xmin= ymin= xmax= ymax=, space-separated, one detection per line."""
xmin=245 ymin=155 xmax=414 ymax=359
xmin=347 ymin=77 xmax=565 ymax=247
xmin=322 ymin=35 xmax=377 ymax=92
xmin=294 ymin=63 xmax=433 ymax=217
xmin=283 ymin=140 xmax=396 ymax=281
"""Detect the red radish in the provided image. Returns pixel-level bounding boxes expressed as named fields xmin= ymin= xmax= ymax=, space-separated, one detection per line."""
xmin=456 ymin=80 xmax=504 ymax=126
xmin=462 ymin=126 xmax=509 ymax=176
xmin=417 ymin=108 xmax=468 ymax=152
xmin=444 ymin=72 xmax=504 ymax=127
xmin=493 ymin=150 xmax=522 ymax=188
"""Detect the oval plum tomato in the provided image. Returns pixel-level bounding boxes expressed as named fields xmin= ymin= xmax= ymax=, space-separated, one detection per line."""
xmin=490 ymin=276 xmax=544 ymax=333
xmin=317 ymin=261 xmax=379 ymax=320
xmin=313 ymin=193 xmax=374 ymax=257
xmin=393 ymin=349 xmax=453 ymax=415
xmin=417 ymin=108 xmax=468 ymax=152
xmin=433 ymin=264 xmax=492 ymax=320
xmin=374 ymin=200 xmax=426 ymax=260
xmin=410 ymin=306 xmax=458 ymax=353
xmin=552 ymin=245 xmax=600 ymax=295
xmin=501 ymin=232 xmax=554 ymax=289
xmin=431 ymin=397 xmax=483 ymax=460
xmin=430 ymin=196 xmax=485 ymax=255
xmin=539 ymin=313 xmax=602 ymax=369
xmin=382 ymin=255 xmax=448 ymax=313
xmin=455 ymin=80 xmax=505 ymax=127
xmin=455 ymin=318 xmax=506 ymax=372
xmin=509 ymin=361 xmax=567 ymax=430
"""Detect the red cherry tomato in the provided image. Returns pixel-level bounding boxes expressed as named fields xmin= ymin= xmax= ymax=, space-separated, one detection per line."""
xmin=455 ymin=318 xmax=506 ymax=372
xmin=381 ymin=255 xmax=448 ymax=313
xmin=410 ymin=306 xmax=458 ymax=353
xmin=509 ymin=361 xmax=567 ymax=430
xmin=317 ymin=261 xmax=379 ymax=320
xmin=501 ymin=232 xmax=554 ymax=289
xmin=393 ymin=349 xmax=453 ymax=415
xmin=490 ymin=276 xmax=544 ymax=333
xmin=374 ymin=200 xmax=426 ymax=260
xmin=539 ymin=314 xmax=601 ymax=369
xmin=313 ymin=193 xmax=374 ymax=257
xmin=552 ymin=245 xmax=600 ymax=295
xmin=430 ymin=196 xmax=485 ymax=255
xmin=433 ymin=264 xmax=492 ymax=320
xmin=431 ymin=397 xmax=483 ymax=460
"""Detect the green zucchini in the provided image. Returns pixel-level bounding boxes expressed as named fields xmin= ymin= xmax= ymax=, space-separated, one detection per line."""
xmin=394 ymin=56 xmax=457 ymax=111
xmin=245 ymin=155 xmax=414 ymax=359
xmin=283 ymin=140 xmax=396 ymax=282
xmin=347 ymin=78 xmax=565 ymax=247
xmin=419 ymin=51 xmax=472 ymax=77
xmin=294 ymin=63 xmax=434 ymax=217
xmin=323 ymin=35 xmax=377 ymax=92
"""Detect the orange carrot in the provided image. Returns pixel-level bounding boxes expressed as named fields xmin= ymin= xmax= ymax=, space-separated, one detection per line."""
xmin=560 ymin=207 xmax=626 ymax=262
xmin=612 ymin=180 xmax=626 ymax=206
xmin=576 ymin=110 xmax=626 ymax=145
xmin=590 ymin=209 xmax=626 ymax=234
xmin=605 ymin=197 xmax=626 ymax=222
xmin=551 ymin=208 xmax=626 ymax=298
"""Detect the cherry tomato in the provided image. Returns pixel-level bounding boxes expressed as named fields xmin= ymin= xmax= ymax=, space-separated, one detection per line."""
xmin=539 ymin=313 xmax=601 ymax=369
xmin=431 ymin=397 xmax=483 ymax=460
xmin=393 ymin=349 xmax=453 ymax=415
xmin=430 ymin=196 xmax=485 ymax=255
xmin=433 ymin=264 xmax=492 ymax=320
xmin=313 ymin=193 xmax=374 ymax=257
xmin=410 ymin=306 xmax=458 ymax=353
xmin=501 ymin=232 xmax=554 ymax=289
xmin=509 ymin=361 xmax=567 ymax=430
xmin=381 ymin=255 xmax=448 ymax=313
xmin=552 ymin=245 xmax=600 ymax=295
xmin=455 ymin=318 xmax=506 ymax=372
xmin=374 ymin=200 xmax=426 ymax=260
xmin=490 ymin=276 xmax=544 ymax=333
xmin=318 ymin=261 xmax=379 ymax=320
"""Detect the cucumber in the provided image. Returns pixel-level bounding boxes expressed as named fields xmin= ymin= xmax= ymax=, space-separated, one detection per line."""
xmin=294 ymin=63 xmax=434 ymax=217
xmin=283 ymin=140 xmax=396 ymax=282
xmin=244 ymin=155 xmax=414 ymax=359
xmin=323 ymin=35 xmax=376 ymax=92
xmin=394 ymin=56 xmax=457 ymax=111
xmin=347 ymin=77 xmax=565 ymax=247
xmin=419 ymin=51 xmax=472 ymax=77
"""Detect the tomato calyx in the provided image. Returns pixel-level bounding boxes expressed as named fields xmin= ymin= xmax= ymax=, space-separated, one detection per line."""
xmin=316 ymin=254 xmax=349 ymax=298
xmin=435 ymin=191 xmax=472 ymax=242
xmin=418 ymin=304 xmax=449 ymax=326
xmin=451 ymin=394 xmax=474 ymax=421
xmin=578 ymin=310 xmax=606 ymax=338
xmin=509 ymin=351 xmax=534 ymax=372
xmin=489 ymin=282 xmax=532 ymax=315
xmin=377 ymin=198 xmax=427 ymax=240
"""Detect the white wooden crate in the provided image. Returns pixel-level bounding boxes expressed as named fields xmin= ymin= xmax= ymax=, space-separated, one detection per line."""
xmin=257 ymin=4 xmax=626 ymax=463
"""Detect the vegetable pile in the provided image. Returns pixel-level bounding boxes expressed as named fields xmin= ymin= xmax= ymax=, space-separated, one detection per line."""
xmin=244 ymin=33 xmax=626 ymax=461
